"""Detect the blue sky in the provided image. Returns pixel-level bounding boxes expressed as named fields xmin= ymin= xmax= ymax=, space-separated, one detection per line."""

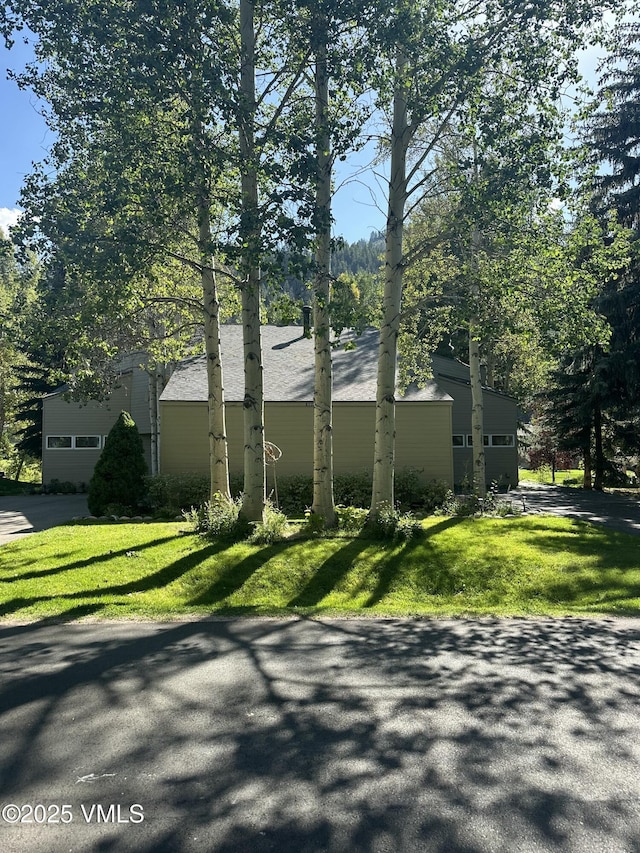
xmin=0 ymin=36 xmax=53 ymax=232
xmin=1 ymin=31 xmax=604 ymax=242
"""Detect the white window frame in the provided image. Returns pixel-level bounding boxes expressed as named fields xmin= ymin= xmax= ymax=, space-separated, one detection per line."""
xmin=466 ymin=434 xmax=490 ymax=447
xmin=452 ymin=434 xmax=465 ymax=448
xmin=74 ymin=435 xmax=102 ymax=450
xmin=464 ymin=434 xmax=515 ymax=448
xmin=488 ymin=434 xmax=515 ymax=447
xmin=46 ymin=435 xmax=102 ymax=450
xmin=46 ymin=435 xmax=73 ymax=450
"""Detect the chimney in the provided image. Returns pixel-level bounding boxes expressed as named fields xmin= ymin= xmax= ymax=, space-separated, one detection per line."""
xmin=302 ymin=305 xmax=312 ymax=338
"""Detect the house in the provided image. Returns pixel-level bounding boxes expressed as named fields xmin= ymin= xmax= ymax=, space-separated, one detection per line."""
xmin=42 ymin=325 xmax=519 ymax=491
xmin=41 ymin=355 xmax=154 ymax=488
xmin=160 ymin=325 xmax=455 ymax=485
xmin=159 ymin=325 xmax=519 ymax=489
xmin=430 ymin=357 xmax=519 ymax=489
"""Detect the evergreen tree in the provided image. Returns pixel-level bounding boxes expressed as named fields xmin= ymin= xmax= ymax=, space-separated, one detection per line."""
xmin=570 ymin=22 xmax=640 ymax=475
xmin=88 ymin=411 xmax=147 ymax=516
xmin=543 ymin=350 xmax=604 ymax=490
xmin=588 ymin=22 xmax=640 ymax=230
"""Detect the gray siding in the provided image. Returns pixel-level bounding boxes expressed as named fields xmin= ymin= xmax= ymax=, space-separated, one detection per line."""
xmin=42 ymin=373 xmax=152 ymax=487
xmin=436 ymin=375 xmax=519 ymax=488
xmin=130 ymin=367 xmax=151 ymax=429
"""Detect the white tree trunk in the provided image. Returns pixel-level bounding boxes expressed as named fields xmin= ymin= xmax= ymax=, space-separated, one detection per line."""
xmin=370 ymin=49 xmax=409 ymax=517
xmin=311 ymin=13 xmax=335 ymax=527
xmin=468 ymin=315 xmax=486 ymax=497
xmin=239 ymin=0 xmax=265 ymax=522
xmin=148 ymin=363 xmax=169 ymax=477
xmin=148 ymin=369 xmax=158 ymax=476
xmin=469 ymin=211 xmax=486 ymax=497
xmin=199 ymin=206 xmax=231 ymax=500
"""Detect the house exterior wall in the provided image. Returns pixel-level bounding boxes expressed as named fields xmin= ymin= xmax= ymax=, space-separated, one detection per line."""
xmin=392 ymin=402 xmax=453 ymax=483
xmin=42 ymin=374 xmax=152 ymax=487
xmin=435 ymin=376 xmax=519 ymax=488
xmin=130 ymin=367 xmax=152 ymax=429
xmin=159 ymin=400 xmax=454 ymax=487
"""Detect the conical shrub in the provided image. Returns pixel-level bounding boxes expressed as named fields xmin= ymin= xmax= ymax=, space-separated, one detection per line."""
xmin=88 ymin=411 xmax=147 ymax=516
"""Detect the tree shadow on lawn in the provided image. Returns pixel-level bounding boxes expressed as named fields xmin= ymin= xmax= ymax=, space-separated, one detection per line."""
xmin=517 ymin=523 xmax=640 ymax=613
xmin=0 ymin=540 xmax=228 ymax=619
xmin=2 ymin=616 xmax=640 ymax=852
xmin=0 ymin=530 xmax=188 ymax=583
xmin=364 ymin=518 xmax=465 ymax=608
xmin=188 ymin=531 xmax=447 ymax=612
xmin=187 ymin=525 xmax=463 ymax=612
xmin=189 ymin=539 xmax=321 ymax=607
xmin=288 ymin=537 xmax=375 ymax=607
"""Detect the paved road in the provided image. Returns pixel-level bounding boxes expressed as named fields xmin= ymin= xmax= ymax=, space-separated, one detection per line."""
xmin=509 ymin=483 xmax=640 ymax=536
xmin=0 ymin=495 xmax=89 ymax=545
xmin=1 ymin=616 xmax=640 ymax=852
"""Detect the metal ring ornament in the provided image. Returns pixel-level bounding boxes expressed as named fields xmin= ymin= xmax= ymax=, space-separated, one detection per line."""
xmin=264 ymin=441 xmax=282 ymax=463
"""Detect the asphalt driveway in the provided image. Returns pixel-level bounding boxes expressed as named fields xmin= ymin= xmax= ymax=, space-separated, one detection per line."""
xmin=0 ymin=616 xmax=639 ymax=852
xmin=510 ymin=483 xmax=640 ymax=536
xmin=0 ymin=495 xmax=89 ymax=545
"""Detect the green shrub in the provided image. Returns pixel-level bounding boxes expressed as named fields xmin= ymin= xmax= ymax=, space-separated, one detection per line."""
xmin=249 ymin=502 xmax=289 ymax=544
xmin=230 ymin=472 xmax=244 ymax=499
xmin=335 ymin=504 xmax=368 ymax=533
xmin=267 ymin=470 xmax=449 ymax=516
xmin=394 ymin=468 xmax=423 ymax=508
xmin=436 ymin=491 xmax=478 ymax=516
xmin=147 ymin=472 xmax=211 ymax=515
xmin=334 ymin=472 xmax=372 ymax=508
xmin=276 ymin=474 xmax=314 ymax=516
xmin=304 ymin=508 xmax=327 ymax=535
xmin=395 ymin=470 xmax=449 ymax=512
xmin=46 ymin=479 xmax=77 ymax=494
xmin=436 ymin=488 xmax=522 ymax=518
xmin=277 ymin=472 xmax=372 ymax=515
xmin=184 ymin=493 xmax=248 ymax=540
xmin=369 ymin=502 xmax=422 ymax=540
xmin=88 ymin=412 xmax=147 ymax=516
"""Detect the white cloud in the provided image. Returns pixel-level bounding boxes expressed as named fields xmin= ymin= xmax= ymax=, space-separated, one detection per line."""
xmin=0 ymin=208 xmax=22 ymax=233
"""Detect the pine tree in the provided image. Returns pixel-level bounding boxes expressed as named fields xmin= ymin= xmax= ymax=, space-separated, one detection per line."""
xmin=588 ymin=22 xmax=640 ymax=230
xmin=585 ymin=23 xmax=640 ymax=458
xmin=544 ymin=351 xmax=601 ymax=490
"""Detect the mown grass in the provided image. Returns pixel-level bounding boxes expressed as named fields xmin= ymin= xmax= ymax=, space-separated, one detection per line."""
xmin=519 ymin=468 xmax=584 ymax=486
xmin=1 ymin=516 xmax=640 ymax=621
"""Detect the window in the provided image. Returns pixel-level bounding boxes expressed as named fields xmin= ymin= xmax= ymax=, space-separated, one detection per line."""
xmin=465 ymin=434 xmax=515 ymax=448
xmin=46 ymin=435 xmax=102 ymax=450
xmin=490 ymin=434 xmax=515 ymax=447
xmin=452 ymin=434 xmax=465 ymax=447
xmin=47 ymin=436 xmax=72 ymax=449
xmin=75 ymin=435 xmax=101 ymax=449
xmin=466 ymin=434 xmax=489 ymax=447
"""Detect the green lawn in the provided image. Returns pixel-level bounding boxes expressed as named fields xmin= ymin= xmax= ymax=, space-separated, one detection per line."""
xmin=519 ymin=468 xmax=584 ymax=486
xmin=1 ymin=516 xmax=640 ymax=621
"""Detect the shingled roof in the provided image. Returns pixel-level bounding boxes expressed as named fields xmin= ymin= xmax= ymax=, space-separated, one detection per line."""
xmin=160 ymin=325 xmax=452 ymax=403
